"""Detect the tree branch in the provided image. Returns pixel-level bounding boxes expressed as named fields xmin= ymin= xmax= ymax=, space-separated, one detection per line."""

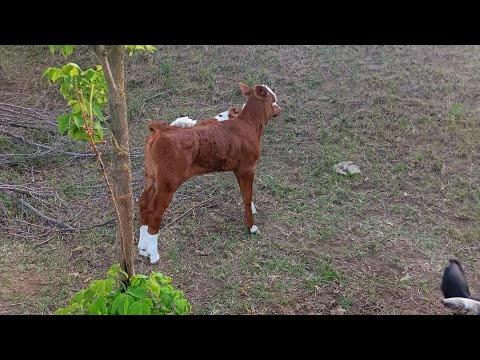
xmin=94 ymin=45 xmax=119 ymax=98
xmin=57 ymin=218 xmax=115 ymax=232
xmin=161 ymin=198 xmax=222 ymax=230
xmin=0 ymin=184 xmax=54 ymax=197
xmin=0 ymin=128 xmax=94 ymax=158
xmin=1 ymin=190 xmax=73 ymax=230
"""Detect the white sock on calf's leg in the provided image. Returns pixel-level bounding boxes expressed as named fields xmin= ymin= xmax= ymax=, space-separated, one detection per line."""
xmin=138 ymin=225 xmax=149 ymax=257
xmin=146 ymin=231 xmax=160 ymax=264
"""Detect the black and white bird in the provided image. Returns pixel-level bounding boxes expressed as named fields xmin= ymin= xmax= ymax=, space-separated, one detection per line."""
xmin=441 ymin=259 xmax=480 ymax=315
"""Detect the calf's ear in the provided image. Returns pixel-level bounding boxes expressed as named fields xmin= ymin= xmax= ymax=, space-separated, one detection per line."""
xmin=254 ymin=85 xmax=268 ymax=99
xmin=239 ymin=82 xmax=252 ymax=97
xmin=228 ymin=106 xmax=241 ymax=118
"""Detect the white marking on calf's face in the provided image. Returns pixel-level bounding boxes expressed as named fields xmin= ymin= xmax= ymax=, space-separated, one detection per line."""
xmin=214 ymin=111 xmax=230 ymax=121
xmin=262 ymin=85 xmax=278 ymax=103
xmin=261 ymin=85 xmax=281 ymax=115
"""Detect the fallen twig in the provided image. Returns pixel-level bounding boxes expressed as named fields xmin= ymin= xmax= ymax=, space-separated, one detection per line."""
xmin=162 ymin=198 xmax=222 ymax=230
xmin=143 ymin=91 xmax=170 ymax=105
xmin=33 ymin=232 xmax=55 ymax=247
xmin=0 ymin=128 xmax=94 ymax=158
xmin=0 ymin=184 xmax=54 ymax=197
xmin=57 ymin=218 xmax=115 ymax=232
xmin=0 ymin=102 xmax=55 ymax=121
xmin=1 ymin=189 xmax=73 ymax=230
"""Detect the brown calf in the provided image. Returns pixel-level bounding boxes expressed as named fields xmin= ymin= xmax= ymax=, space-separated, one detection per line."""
xmin=170 ymin=106 xmax=241 ymax=128
xmin=138 ymin=82 xmax=281 ymax=263
xmin=195 ymin=106 xmax=241 ymax=127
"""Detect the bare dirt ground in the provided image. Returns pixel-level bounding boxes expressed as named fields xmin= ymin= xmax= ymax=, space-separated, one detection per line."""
xmin=1 ymin=45 xmax=479 ymax=314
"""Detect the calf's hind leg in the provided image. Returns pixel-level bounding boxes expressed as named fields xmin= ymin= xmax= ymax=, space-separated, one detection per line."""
xmin=235 ymin=169 xmax=258 ymax=233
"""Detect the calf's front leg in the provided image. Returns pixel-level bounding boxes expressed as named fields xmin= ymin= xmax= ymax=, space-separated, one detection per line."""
xmin=138 ymin=182 xmax=176 ymax=264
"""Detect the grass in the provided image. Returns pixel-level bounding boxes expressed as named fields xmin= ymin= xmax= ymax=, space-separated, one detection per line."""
xmin=2 ymin=45 xmax=480 ymax=314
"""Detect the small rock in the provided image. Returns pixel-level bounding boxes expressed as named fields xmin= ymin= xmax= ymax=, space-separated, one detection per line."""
xmin=72 ymin=245 xmax=85 ymax=253
xmin=334 ymin=161 xmax=361 ymax=175
xmin=238 ymin=288 xmax=248 ymax=297
xmin=317 ymin=304 xmax=327 ymax=312
xmin=330 ymin=307 xmax=347 ymax=315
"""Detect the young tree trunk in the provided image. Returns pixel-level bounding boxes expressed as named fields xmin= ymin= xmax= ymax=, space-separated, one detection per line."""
xmin=95 ymin=45 xmax=135 ymax=278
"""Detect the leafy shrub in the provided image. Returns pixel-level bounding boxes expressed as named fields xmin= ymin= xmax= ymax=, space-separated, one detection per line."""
xmin=56 ymin=264 xmax=191 ymax=315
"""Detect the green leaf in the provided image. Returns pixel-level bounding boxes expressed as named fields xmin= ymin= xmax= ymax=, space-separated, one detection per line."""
xmin=52 ymin=71 xmax=62 ymax=83
xmin=175 ymin=299 xmax=188 ymax=314
xmin=122 ymin=295 xmax=130 ymax=315
xmin=43 ymin=67 xmax=63 ymax=83
xmin=57 ymin=114 xmax=71 ymax=135
xmin=127 ymin=300 xmax=152 ymax=315
xmin=47 ymin=45 xmax=76 ymax=58
xmin=141 ymin=304 xmax=152 ymax=315
xmin=82 ymin=287 xmax=96 ymax=304
xmin=145 ymin=45 xmax=157 ymax=53
xmin=63 ymin=76 xmax=72 ymax=89
xmin=91 ymin=280 xmax=106 ymax=295
xmin=160 ymin=291 xmax=173 ymax=309
xmin=126 ymin=46 xmax=135 ymax=56
xmin=91 ymin=102 xmax=105 ymax=123
xmin=107 ymin=263 xmax=128 ymax=279
xmin=55 ymin=308 xmax=68 ymax=315
xmin=60 ymin=80 xmax=69 ymax=99
xmin=72 ymin=289 xmax=86 ymax=303
xmin=107 ymin=264 xmax=121 ymax=277
xmin=42 ymin=67 xmax=50 ymax=79
xmin=82 ymin=69 xmax=91 ymax=79
xmin=127 ymin=286 xmax=148 ymax=299
xmin=111 ymin=293 xmax=127 ymax=315
xmin=140 ymin=298 xmax=153 ymax=308
xmin=146 ymin=278 xmax=160 ymax=297
xmin=68 ymin=124 xmax=88 ymax=141
xmin=125 ymin=45 xmax=156 ymax=56
xmin=72 ymin=113 xmax=84 ymax=129
xmin=89 ymin=296 xmax=107 ymax=315
xmin=62 ymin=63 xmax=81 ymax=77
xmin=104 ymin=278 xmax=116 ymax=293
xmin=61 ymin=45 xmax=75 ymax=58
xmin=83 ymin=68 xmax=97 ymax=81
xmin=72 ymin=103 xmax=82 ymax=114
xmin=130 ymin=274 xmax=148 ymax=286
xmin=127 ymin=302 xmax=144 ymax=315
xmin=134 ymin=274 xmax=149 ymax=280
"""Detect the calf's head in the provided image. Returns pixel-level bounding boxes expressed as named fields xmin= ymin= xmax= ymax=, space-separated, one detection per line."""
xmin=239 ymin=82 xmax=282 ymax=119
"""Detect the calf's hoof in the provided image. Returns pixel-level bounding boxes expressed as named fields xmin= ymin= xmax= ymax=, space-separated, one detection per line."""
xmin=149 ymin=252 xmax=160 ymax=264
xmin=139 ymin=248 xmax=149 ymax=257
